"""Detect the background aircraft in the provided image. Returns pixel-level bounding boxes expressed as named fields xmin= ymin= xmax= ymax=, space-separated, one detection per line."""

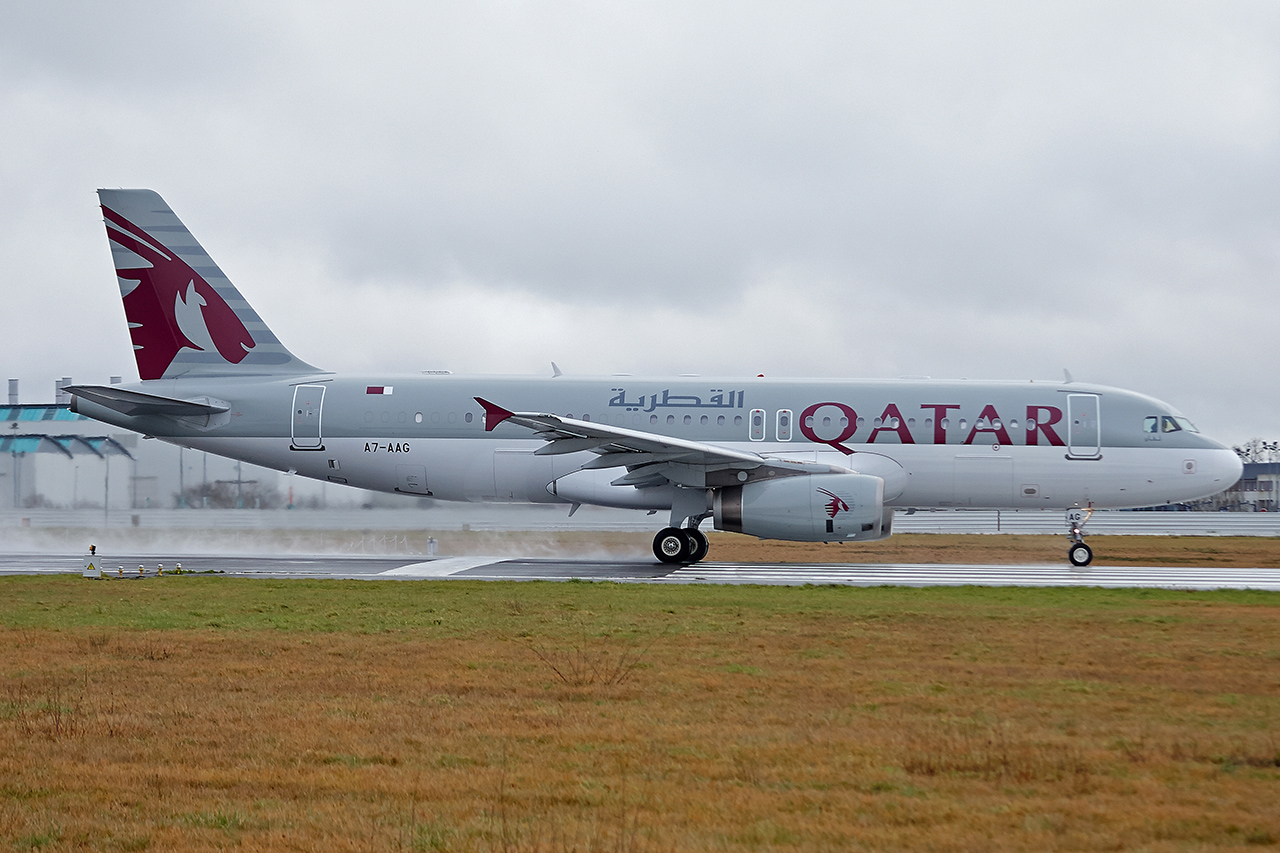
xmin=68 ymin=190 xmax=1242 ymax=566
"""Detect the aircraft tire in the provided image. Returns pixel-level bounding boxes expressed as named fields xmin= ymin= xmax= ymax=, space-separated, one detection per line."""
xmin=654 ymin=528 xmax=690 ymax=564
xmin=1068 ymin=542 xmax=1093 ymax=567
xmin=684 ymin=529 xmax=709 ymax=563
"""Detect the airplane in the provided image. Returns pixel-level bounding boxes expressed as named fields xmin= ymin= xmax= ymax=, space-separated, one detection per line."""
xmin=67 ymin=189 xmax=1243 ymax=567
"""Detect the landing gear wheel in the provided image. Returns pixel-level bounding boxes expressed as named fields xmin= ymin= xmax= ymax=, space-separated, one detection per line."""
xmin=684 ymin=529 xmax=709 ymax=563
xmin=653 ymin=527 xmax=690 ymax=564
xmin=1068 ymin=542 xmax=1093 ymax=567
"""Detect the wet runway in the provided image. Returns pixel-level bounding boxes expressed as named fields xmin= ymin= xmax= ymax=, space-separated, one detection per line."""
xmin=2 ymin=552 xmax=1279 ymax=590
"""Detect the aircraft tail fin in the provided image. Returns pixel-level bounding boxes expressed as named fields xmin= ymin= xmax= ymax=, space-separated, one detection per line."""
xmin=97 ymin=189 xmax=320 ymax=380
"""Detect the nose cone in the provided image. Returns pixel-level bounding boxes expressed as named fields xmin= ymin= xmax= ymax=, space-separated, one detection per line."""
xmin=1201 ymin=446 xmax=1243 ymax=495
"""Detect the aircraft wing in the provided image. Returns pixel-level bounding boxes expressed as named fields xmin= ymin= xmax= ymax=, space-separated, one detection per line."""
xmin=64 ymin=385 xmax=229 ymax=418
xmin=475 ymin=397 xmax=840 ymax=489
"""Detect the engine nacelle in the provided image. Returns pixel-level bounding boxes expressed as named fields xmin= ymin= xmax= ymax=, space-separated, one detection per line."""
xmin=713 ymin=473 xmax=890 ymax=542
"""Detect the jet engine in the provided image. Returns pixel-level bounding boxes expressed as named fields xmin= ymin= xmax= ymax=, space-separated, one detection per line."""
xmin=713 ymin=473 xmax=891 ymax=542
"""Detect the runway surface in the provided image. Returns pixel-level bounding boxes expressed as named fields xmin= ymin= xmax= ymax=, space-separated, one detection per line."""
xmin=2 ymin=552 xmax=1279 ymax=590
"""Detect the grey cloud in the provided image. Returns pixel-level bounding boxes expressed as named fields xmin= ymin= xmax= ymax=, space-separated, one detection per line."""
xmin=0 ymin=1 xmax=1276 ymax=445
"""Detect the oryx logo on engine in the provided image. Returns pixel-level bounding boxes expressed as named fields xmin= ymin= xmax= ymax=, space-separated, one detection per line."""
xmin=817 ymin=488 xmax=849 ymax=519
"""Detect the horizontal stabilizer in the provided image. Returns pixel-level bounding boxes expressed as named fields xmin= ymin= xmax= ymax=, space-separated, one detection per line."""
xmin=64 ymin=385 xmax=229 ymax=418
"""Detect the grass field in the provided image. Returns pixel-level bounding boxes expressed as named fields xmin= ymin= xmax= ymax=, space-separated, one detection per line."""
xmin=2 ymin=564 xmax=1278 ymax=852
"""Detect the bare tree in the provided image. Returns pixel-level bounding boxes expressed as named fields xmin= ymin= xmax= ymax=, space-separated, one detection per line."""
xmin=1233 ymin=439 xmax=1280 ymax=464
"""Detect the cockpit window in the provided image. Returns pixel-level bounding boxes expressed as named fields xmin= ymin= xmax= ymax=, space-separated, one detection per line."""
xmin=1162 ymin=414 xmax=1198 ymax=432
xmin=1147 ymin=415 xmax=1200 ymax=435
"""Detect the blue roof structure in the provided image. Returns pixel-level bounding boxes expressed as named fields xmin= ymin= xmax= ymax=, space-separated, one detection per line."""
xmin=0 ymin=434 xmax=132 ymax=459
xmin=0 ymin=406 xmax=87 ymax=422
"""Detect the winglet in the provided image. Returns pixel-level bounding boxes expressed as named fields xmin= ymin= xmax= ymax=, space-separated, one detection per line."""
xmin=474 ymin=397 xmax=515 ymax=431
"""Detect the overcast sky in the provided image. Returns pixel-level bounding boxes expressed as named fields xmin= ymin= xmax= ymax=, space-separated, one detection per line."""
xmin=1 ymin=2 xmax=1276 ymax=445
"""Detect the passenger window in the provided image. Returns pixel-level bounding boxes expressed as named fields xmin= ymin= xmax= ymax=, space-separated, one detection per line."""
xmin=1143 ymin=416 xmax=1158 ymax=433
xmin=776 ymin=409 xmax=792 ymax=441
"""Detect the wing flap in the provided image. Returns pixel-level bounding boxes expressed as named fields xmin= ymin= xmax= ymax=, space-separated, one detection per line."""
xmin=472 ymin=396 xmax=859 ymax=496
xmin=475 ymin=397 xmax=766 ymax=466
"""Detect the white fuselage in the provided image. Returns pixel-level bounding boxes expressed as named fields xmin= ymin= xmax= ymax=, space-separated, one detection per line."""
xmin=74 ymin=373 xmax=1243 ymax=516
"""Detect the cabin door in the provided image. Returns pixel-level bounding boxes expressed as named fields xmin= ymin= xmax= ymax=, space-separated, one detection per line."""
xmin=1066 ymin=394 xmax=1101 ymax=459
xmin=291 ymin=384 xmax=325 ymax=450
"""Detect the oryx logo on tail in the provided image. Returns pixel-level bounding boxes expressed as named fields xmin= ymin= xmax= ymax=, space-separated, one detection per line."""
xmin=102 ymin=205 xmax=256 ymax=380
xmin=817 ymin=488 xmax=849 ymax=519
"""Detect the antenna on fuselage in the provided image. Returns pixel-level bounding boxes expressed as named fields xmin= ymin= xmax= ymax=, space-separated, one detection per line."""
xmin=1063 ymin=368 xmax=1074 ymax=384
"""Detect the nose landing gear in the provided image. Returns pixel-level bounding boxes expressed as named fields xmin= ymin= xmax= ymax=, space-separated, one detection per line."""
xmin=1066 ymin=506 xmax=1094 ymax=567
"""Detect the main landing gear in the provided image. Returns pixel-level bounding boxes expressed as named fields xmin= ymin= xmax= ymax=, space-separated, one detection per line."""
xmin=653 ymin=488 xmax=712 ymax=565
xmin=1066 ymin=506 xmax=1094 ymax=567
xmin=653 ymin=527 xmax=709 ymax=565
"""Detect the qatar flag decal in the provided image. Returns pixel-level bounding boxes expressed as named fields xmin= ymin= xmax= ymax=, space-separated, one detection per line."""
xmin=366 ymin=386 xmax=394 ymax=395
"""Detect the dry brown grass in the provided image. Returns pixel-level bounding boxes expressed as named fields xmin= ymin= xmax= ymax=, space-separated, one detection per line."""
xmin=704 ymin=532 xmax=1280 ymax=567
xmin=1 ymin=577 xmax=1278 ymax=851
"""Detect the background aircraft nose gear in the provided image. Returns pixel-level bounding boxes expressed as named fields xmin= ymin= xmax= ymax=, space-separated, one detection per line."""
xmin=1066 ymin=506 xmax=1094 ymax=566
xmin=653 ymin=527 xmax=709 ymax=564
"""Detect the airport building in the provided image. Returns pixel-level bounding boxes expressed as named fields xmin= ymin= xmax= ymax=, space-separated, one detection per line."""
xmin=1214 ymin=462 xmax=1279 ymax=512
